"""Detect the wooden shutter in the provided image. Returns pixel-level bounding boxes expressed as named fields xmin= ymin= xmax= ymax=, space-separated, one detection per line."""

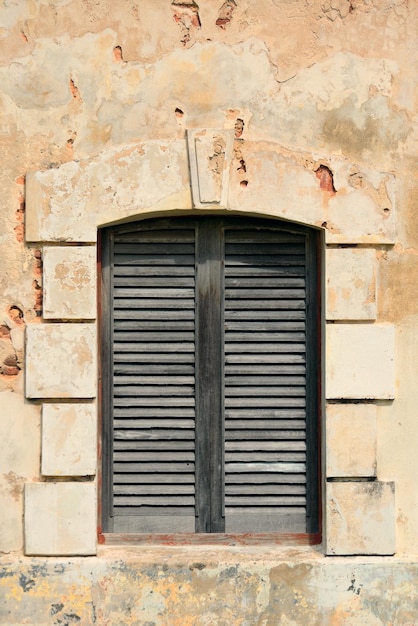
xmin=223 ymin=226 xmax=314 ymax=533
xmin=101 ymin=216 xmax=319 ymax=535
xmin=108 ymin=226 xmax=197 ymax=532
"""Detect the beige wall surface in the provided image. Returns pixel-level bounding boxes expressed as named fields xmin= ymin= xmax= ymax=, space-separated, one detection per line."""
xmin=1 ymin=0 xmax=418 ymax=619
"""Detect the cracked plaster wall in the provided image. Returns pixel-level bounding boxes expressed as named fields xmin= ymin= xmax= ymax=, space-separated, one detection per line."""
xmin=1 ymin=0 xmax=418 ymax=621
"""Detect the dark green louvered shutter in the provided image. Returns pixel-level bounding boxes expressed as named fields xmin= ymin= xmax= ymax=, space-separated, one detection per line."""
xmin=101 ymin=217 xmax=319 ymax=535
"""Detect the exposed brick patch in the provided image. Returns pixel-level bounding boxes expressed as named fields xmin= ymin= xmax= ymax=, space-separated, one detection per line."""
xmin=69 ymin=78 xmax=82 ymax=102
xmin=0 ymin=306 xmax=25 ymax=378
xmin=33 ymin=250 xmax=43 ymax=317
xmin=175 ymin=107 xmax=184 ymax=117
xmin=237 ymin=158 xmax=246 ymax=173
xmin=0 ymin=362 xmax=20 ymax=377
xmin=14 ymin=176 xmax=25 ymax=244
xmin=34 ymin=249 xmax=42 ymax=277
xmin=7 ymin=305 xmax=24 ymax=327
xmin=234 ymin=140 xmax=248 ymax=187
xmin=216 ymin=0 xmax=237 ymax=28
xmin=172 ymin=0 xmax=201 ymax=46
xmin=113 ymin=46 xmax=123 ymax=62
xmin=2 ymin=354 xmax=19 ymax=377
xmin=66 ymin=131 xmax=77 ymax=156
xmin=33 ymin=280 xmax=43 ymax=318
xmin=0 ymin=326 xmax=10 ymax=340
xmin=234 ymin=118 xmax=244 ymax=138
xmin=315 ymin=164 xmax=336 ymax=193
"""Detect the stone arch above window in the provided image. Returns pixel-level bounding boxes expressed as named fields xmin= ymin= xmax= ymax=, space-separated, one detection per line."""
xmin=25 ymin=131 xmax=396 ymax=245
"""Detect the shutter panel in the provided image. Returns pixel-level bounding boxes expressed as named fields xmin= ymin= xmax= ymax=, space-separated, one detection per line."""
xmin=102 ymin=216 xmax=319 ymax=536
xmin=223 ymin=227 xmax=309 ymax=533
xmin=111 ymin=227 xmax=196 ymax=532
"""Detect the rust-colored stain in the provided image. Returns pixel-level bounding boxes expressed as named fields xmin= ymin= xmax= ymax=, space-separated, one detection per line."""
xmin=315 ymin=164 xmax=336 ymax=193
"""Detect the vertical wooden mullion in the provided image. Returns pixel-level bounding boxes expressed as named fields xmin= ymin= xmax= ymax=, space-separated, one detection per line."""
xmin=195 ymin=218 xmax=224 ymax=532
xmin=101 ymin=229 xmax=115 ymax=532
xmin=212 ymin=222 xmax=225 ymax=532
xmin=304 ymin=229 xmax=320 ymax=534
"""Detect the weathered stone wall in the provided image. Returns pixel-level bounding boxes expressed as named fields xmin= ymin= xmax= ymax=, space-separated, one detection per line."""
xmin=2 ymin=552 xmax=418 ymax=624
xmin=1 ymin=0 xmax=418 ymax=621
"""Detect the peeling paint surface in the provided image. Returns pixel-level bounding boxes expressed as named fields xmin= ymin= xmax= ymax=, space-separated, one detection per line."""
xmin=1 ymin=0 xmax=418 ymax=617
xmin=1 ymin=554 xmax=418 ymax=624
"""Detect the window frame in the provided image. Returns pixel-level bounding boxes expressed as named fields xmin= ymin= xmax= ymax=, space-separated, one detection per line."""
xmin=99 ymin=214 xmax=322 ymax=545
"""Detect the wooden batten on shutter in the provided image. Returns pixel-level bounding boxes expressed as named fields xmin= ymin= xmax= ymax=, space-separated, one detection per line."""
xmin=223 ymin=228 xmax=309 ymax=533
xmin=111 ymin=228 xmax=197 ymax=533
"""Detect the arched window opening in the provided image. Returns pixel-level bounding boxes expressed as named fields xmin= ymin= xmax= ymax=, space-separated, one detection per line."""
xmin=100 ymin=215 xmax=321 ymax=538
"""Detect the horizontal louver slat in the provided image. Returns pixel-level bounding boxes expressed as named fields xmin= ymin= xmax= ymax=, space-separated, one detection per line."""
xmin=114 ymin=496 xmax=195 ymax=506
xmin=225 ymin=408 xmax=306 ymax=418
xmin=114 ymin=473 xmax=195 ymax=483
xmin=225 ymin=496 xmax=306 ymax=505
xmin=114 ymin=375 xmax=194 ymax=385
xmin=114 ymin=419 xmax=194 ymax=429
xmin=114 ymin=484 xmax=195 ymax=495
xmin=225 ymin=430 xmax=306 ymax=440
xmin=114 ymin=408 xmax=195 ymax=418
xmin=114 ymin=507 xmax=195 ymax=517
xmin=225 ymin=473 xmax=306 ymax=484
xmin=114 ymin=462 xmax=194 ymax=473
xmin=114 ymin=429 xmax=195 ymax=441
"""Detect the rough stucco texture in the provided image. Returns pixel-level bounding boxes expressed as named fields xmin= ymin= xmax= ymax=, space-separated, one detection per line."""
xmin=1 ymin=553 xmax=418 ymax=625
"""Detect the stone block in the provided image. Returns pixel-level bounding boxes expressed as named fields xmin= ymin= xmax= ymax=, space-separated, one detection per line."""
xmin=0 ymin=392 xmax=40 ymax=552
xmin=326 ymin=404 xmax=377 ymax=478
xmin=43 ymin=246 xmax=97 ymax=320
xmin=326 ymin=481 xmax=396 ymax=555
xmin=26 ymin=324 xmax=96 ymax=399
xmin=227 ymin=144 xmax=396 ymax=245
xmin=25 ymin=140 xmax=191 ymax=243
xmin=24 ymin=482 xmax=96 ymax=556
xmin=326 ymin=324 xmax=395 ymax=399
xmin=324 ymin=188 xmax=395 ymax=245
xmin=326 ymin=248 xmax=377 ymax=320
xmin=41 ymin=404 xmax=97 ymax=476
